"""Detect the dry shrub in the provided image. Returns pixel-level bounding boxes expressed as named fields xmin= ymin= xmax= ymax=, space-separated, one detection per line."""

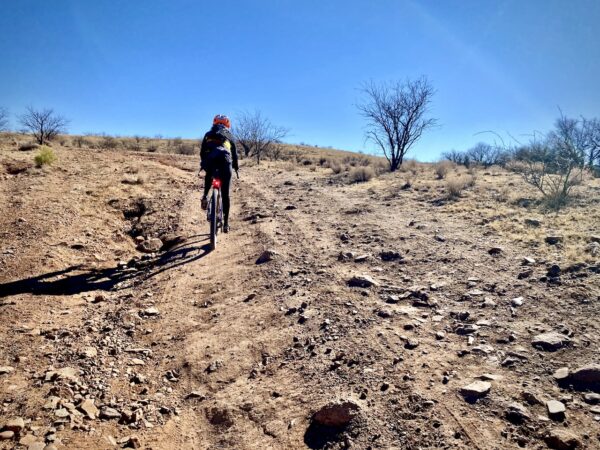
xmin=100 ymin=135 xmax=118 ymax=150
xmin=401 ymin=159 xmax=419 ymax=175
xmin=175 ymin=143 xmax=195 ymax=155
xmin=349 ymin=166 xmax=375 ymax=183
xmin=4 ymin=160 xmax=33 ymax=174
xmin=328 ymin=161 xmax=343 ymax=174
xmin=434 ymin=160 xmax=453 ymax=179
xmin=147 ymin=143 xmax=158 ymax=153
xmin=19 ymin=142 xmax=40 ymax=152
xmin=122 ymin=174 xmax=147 ymax=185
xmin=34 ymin=146 xmax=57 ymax=167
xmin=445 ymin=176 xmax=468 ymax=198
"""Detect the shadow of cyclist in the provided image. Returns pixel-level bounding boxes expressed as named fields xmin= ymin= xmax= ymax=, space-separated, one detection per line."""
xmin=0 ymin=236 xmax=212 ymax=298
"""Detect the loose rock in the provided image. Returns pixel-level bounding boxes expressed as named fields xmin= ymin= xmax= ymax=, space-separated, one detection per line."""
xmin=137 ymin=237 xmax=163 ymax=253
xmin=544 ymin=429 xmax=581 ymax=449
xmin=313 ymin=401 xmax=360 ymax=427
xmin=256 ymin=249 xmax=278 ymax=264
xmin=460 ymin=381 xmax=491 ymax=400
xmin=531 ymin=332 xmax=570 ymax=351
xmin=570 ymin=363 xmax=600 ymax=384
xmin=347 ymin=274 xmax=378 ymax=288
xmin=505 ymin=402 xmax=530 ymax=424
xmin=546 ymin=400 xmax=566 ymax=420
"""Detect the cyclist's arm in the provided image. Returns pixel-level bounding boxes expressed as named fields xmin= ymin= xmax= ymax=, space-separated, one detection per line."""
xmin=231 ymin=140 xmax=239 ymax=172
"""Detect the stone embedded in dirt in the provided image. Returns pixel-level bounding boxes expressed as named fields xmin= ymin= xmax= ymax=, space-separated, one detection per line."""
xmin=100 ymin=407 xmax=122 ymax=420
xmin=122 ymin=435 xmax=142 ymax=449
xmin=80 ymin=347 xmax=97 ymax=358
xmin=54 ymin=408 xmax=69 ymax=418
xmin=482 ymin=297 xmax=497 ymax=308
xmin=4 ymin=417 xmax=25 ymax=434
xmin=454 ymin=324 xmax=479 ymax=335
xmin=584 ymin=393 xmax=600 ymax=404
xmin=460 ymin=381 xmax=491 ymax=400
xmin=0 ymin=366 xmax=14 ymax=375
xmin=545 ymin=235 xmax=564 ymax=246
xmin=205 ymin=406 xmax=235 ymax=428
xmin=521 ymin=256 xmax=536 ymax=265
xmin=376 ymin=309 xmax=393 ymax=318
xmin=137 ymin=237 xmax=163 ymax=253
xmin=511 ymin=297 xmax=524 ymax=307
xmin=206 ymin=360 xmax=224 ymax=373
xmin=531 ymin=332 xmax=570 ymax=351
xmin=78 ymin=399 xmax=99 ymax=419
xmin=143 ymin=306 xmax=160 ymax=316
xmin=546 ymin=400 xmax=566 ymax=420
xmin=570 ymin=364 xmax=600 ymax=384
xmin=354 ymin=254 xmax=369 ymax=262
xmin=488 ymin=246 xmax=503 ymax=255
xmin=435 ymin=331 xmax=445 ymax=340
xmin=186 ymin=391 xmax=206 ymax=401
xmin=553 ymin=367 xmax=570 ymax=381
xmin=313 ymin=401 xmax=360 ymax=427
xmin=256 ymin=249 xmax=278 ymax=264
xmin=0 ymin=430 xmax=14 ymax=440
xmin=380 ymin=250 xmax=402 ymax=261
xmin=505 ymin=402 xmax=531 ymax=424
xmin=404 ymin=339 xmax=419 ymax=349
xmin=44 ymin=367 xmax=79 ymax=383
xmin=544 ymin=429 xmax=581 ymax=449
xmin=547 ymin=264 xmax=561 ymax=278
xmin=524 ymin=218 xmax=542 ymax=227
xmin=472 ymin=345 xmax=494 ymax=355
xmin=521 ymin=391 xmax=543 ymax=405
xmin=347 ymin=274 xmax=379 ymax=288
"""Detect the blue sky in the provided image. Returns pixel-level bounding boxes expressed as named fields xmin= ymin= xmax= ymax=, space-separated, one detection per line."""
xmin=1 ymin=0 xmax=599 ymax=160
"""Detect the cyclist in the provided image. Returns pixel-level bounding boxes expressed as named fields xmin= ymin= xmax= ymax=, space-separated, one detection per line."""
xmin=200 ymin=114 xmax=239 ymax=233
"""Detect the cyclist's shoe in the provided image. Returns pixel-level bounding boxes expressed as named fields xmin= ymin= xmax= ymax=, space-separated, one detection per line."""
xmin=201 ymin=196 xmax=208 ymax=210
xmin=223 ymin=223 xmax=230 ymax=233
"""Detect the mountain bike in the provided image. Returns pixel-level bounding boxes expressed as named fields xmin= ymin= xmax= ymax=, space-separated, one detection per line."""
xmin=206 ymin=177 xmax=223 ymax=250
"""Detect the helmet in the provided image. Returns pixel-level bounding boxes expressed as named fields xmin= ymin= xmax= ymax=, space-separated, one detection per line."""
xmin=213 ymin=114 xmax=231 ymax=129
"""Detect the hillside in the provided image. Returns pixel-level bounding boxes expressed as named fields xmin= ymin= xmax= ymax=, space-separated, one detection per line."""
xmin=1 ymin=135 xmax=599 ymax=450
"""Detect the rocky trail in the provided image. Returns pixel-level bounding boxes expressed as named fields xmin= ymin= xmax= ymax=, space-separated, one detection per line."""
xmin=1 ymin=147 xmax=599 ymax=449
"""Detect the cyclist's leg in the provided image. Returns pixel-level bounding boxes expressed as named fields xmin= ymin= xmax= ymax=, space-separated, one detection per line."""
xmin=201 ymin=171 xmax=212 ymax=210
xmin=221 ymin=165 xmax=232 ymax=229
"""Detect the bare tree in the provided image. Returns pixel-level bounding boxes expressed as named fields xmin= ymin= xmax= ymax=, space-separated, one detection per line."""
xmin=358 ymin=77 xmax=437 ymax=172
xmin=19 ymin=107 xmax=69 ymax=144
xmin=233 ymin=110 xmax=289 ymax=164
xmin=0 ymin=107 xmax=9 ymax=131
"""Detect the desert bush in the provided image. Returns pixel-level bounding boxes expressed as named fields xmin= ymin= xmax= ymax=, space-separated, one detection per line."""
xmin=329 ymin=161 xmax=343 ymax=174
xmin=100 ymin=135 xmax=118 ymax=150
xmin=72 ymin=136 xmax=91 ymax=148
xmin=175 ymin=143 xmax=195 ymax=155
xmin=319 ymin=157 xmax=328 ymax=166
xmin=445 ymin=176 xmax=469 ymax=198
xmin=434 ymin=160 xmax=453 ymax=179
xmin=402 ymin=159 xmax=419 ymax=174
xmin=18 ymin=142 xmax=40 ymax=151
xmin=349 ymin=166 xmax=375 ymax=183
xmin=147 ymin=143 xmax=158 ymax=153
xmin=34 ymin=146 xmax=57 ymax=167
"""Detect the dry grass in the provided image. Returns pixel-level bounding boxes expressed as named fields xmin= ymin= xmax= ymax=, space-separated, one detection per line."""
xmin=349 ymin=166 xmax=375 ymax=183
xmin=434 ymin=160 xmax=454 ymax=179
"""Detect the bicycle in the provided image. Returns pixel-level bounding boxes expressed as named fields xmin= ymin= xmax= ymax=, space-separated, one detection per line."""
xmin=206 ymin=176 xmax=223 ymax=251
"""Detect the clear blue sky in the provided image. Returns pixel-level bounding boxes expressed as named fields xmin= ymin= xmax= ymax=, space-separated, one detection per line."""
xmin=1 ymin=0 xmax=599 ymax=160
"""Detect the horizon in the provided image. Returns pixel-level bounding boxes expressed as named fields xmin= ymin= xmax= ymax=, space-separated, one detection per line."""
xmin=1 ymin=0 xmax=599 ymax=161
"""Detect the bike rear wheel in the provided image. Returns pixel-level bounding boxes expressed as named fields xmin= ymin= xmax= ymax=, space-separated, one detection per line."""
xmin=210 ymin=189 xmax=218 ymax=250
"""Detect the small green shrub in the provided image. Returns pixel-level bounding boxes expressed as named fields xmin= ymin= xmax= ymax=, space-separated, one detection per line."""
xmin=34 ymin=146 xmax=57 ymax=167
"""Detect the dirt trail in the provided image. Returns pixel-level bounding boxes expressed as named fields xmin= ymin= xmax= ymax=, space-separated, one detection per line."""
xmin=1 ymin=146 xmax=599 ymax=450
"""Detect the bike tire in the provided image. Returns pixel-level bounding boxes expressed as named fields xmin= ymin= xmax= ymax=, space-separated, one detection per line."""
xmin=210 ymin=189 xmax=218 ymax=250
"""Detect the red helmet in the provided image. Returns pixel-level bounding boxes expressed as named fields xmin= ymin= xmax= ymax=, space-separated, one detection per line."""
xmin=213 ymin=114 xmax=231 ymax=129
